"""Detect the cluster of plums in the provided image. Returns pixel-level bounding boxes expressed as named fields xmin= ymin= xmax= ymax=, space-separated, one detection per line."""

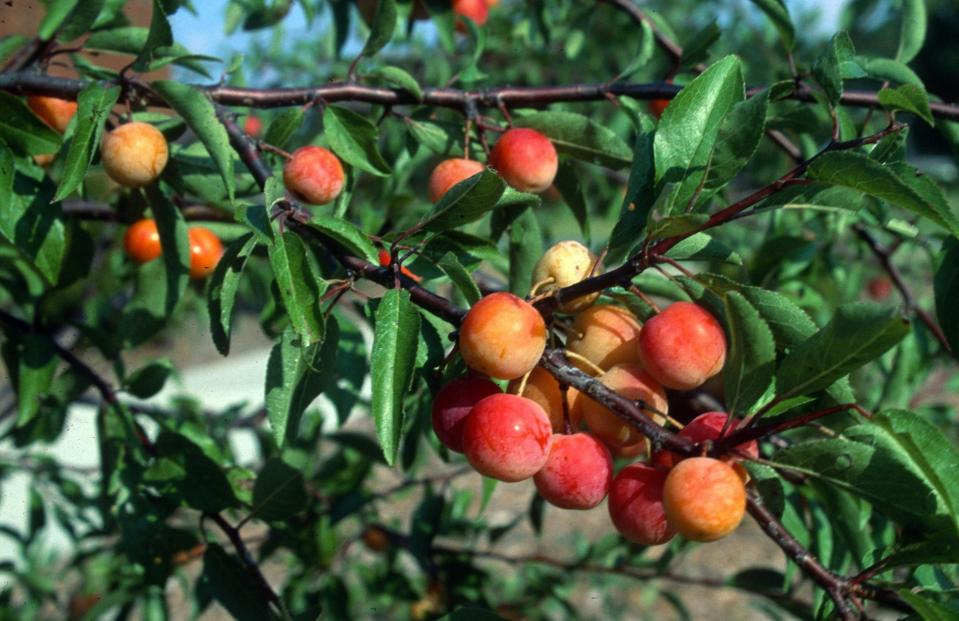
xmin=432 ymin=261 xmax=752 ymax=545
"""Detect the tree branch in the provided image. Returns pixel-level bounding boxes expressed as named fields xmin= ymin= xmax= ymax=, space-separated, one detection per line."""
xmin=1 ymin=71 xmax=957 ymax=121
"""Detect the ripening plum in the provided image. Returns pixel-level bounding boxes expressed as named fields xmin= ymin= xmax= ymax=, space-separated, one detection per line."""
xmin=533 ymin=433 xmax=612 ymax=509
xmin=459 ymin=292 xmax=547 ymax=380
xmin=509 ymin=367 xmax=583 ymax=432
xmin=461 ymin=394 xmax=552 ymax=482
xmin=489 ymin=128 xmax=558 ymax=193
xmin=283 ymin=145 xmax=345 ymax=205
xmin=124 ymin=219 xmax=162 ymax=265
xmin=531 ymin=240 xmax=601 ymax=312
xmin=653 ymin=411 xmax=758 ymax=468
xmin=100 ymin=122 xmax=169 ymax=188
xmin=453 ymin=0 xmax=489 ymax=31
xmin=662 ymin=457 xmax=746 ymax=542
xmin=566 ymin=305 xmax=643 ymax=372
xmin=27 ymin=95 xmax=77 ymax=133
xmin=639 ymin=302 xmax=726 ymax=390
xmin=431 ymin=376 xmax=501 ymax=453
xmin=187 ymin=227 xmax=224 ymax=279
xmin=608 ymin=463 xmax=675 ymax=545
xmin=579 ymin=364 xmax=667 ymax=449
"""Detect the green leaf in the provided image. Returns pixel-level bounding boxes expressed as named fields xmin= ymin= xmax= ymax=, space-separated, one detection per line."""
xmin=723 ymin=292 xmax=776 ymax=415
xmin=646 ymin=214 xmax=709 ymax=239
xmin=812 ymin=33 xmax=844 ymax=106
xmin=199 ymin=545 xmax=272 ymax=621
xmin=421 ymin=169 xmax=504 ymax=232
xmin=265 ymin=321 xmax=339 ymax=448
xmin=306 ymin=217 xmax=379 ymax=264
xmin=775 ymin=303 xmax=910 ymax=399
xmin=552 ymin=161 xmax=590 ymax=243
xmin=263 ymin=108 xmax=304 ymax=149
xmin=124 ymin=358 xmax=174 ymax=399
xmin=508 ymin=206 xmax=542 ymax=296
xmin=607 ymin=115 xmax=656 ymax=263
xmin=145 ymin=432 xmax=238 ymax=512
xmin=438 ymin=607 xmax=508 ymax=621
xmin=0 ymin=92 xmax=62 ymax=156
xmin=706 ymin=88 xmax=769 ymax=190
xmin=84 ymin=27 xmax=216 ymax=77
xmin=749 ymin=0 xmax=794 ymax=51
xmin=38 ymin=0 xmax=79 ymax=40
xmin=58 ymin=0 xmax=106 ymax=41
xmin=370 ymin=289 xmax=421 ymax=466
xmin=242 ymin=0 xmax=293 ymax=30
xmin=147 ymin=185 xmax=191 ymax=318
xmin=878 ymin=84 xmax=934 ymax=126
xmin=250 ymin=458 xmax=308 ymax=523
xmin=14 ymin=334 xmax=58 ymax=427
xmin=615 ymin=20 xmax=655 ymax=80
xmin=807 ymin=151 xmax=959 ymax=237
xmin=436 ymin=251 xmax=481 ymax=305
xmin=665 ymin=233 xmax=742 ymax=265
xmin=896 ymin=0 xmax=927 ymax=63
xmin=323 ymin=105 xmax=392 ymax=177
xmin=654 ymin=55 xmax=745 ymax=212
xmin=855 ymin=55 xmax=924 ymax=87
xmin=364 ymin=65 xmax=423 ymax=101
xmin=0 ymin=36 xmax=28 ymax=65
xmin=268 ymin=232 xmax=326 ymax=344
xmin=935 ymin=238 xmax=959 ymax=358
xmin=513 ymin=110 xmax=632 ymax=169
xmin=134 ymin=0 xmax=174 ymax=73
xmin=679 ymin=22 xmax=720 ymax=68
xmin=209 ymin=234 xmax=257 ymax=356
xmin=54 ymin=83 xmax=120 ymax=201
xmin=360 ymin=0 xmax=397 ymax=58
xmin=152 ymin=81 xmax=235 ymax=201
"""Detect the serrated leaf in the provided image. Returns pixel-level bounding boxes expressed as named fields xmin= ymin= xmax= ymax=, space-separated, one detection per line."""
xmin=420 ymin=169 xmax=504 ymax=232
xmin=263 ymin=108 xmax=304 ymax=149
xmin=323 ymin=105 xmax=392 ymax=177
xmin=812 ymin=33 xmax=844 ymax=106
xmin=723 ymin=292 xmax=776 ymax=415
xmin=360 ymin=0 xmax=397 ymax=58
xmin=124 ymin=358 xmax=173 ymax=399
xmin=665 ymin=233 xmax=742 ymax=265
xmin=134 ymin=0 xmax=174 ymax=73
xmin=145 ymin=432 xmax=237 ymax=512
xmin=616 ymin=19 xmax=655 ymax=80
xmin=209 ymin=234 xmax=257 ymax=356
xmin=38 ymin=0 xmax=79 ymax=40
xmin=153 ymin=81 xmax=235 ymax=201
xmin=436 ymin=251 xmax=481 ymax=305
xmin=265 ymin=321 xmax=339 ymax=448
xmin=371 ymin=289 xmax=421 ymax=466
xmin=646 ymin=214 xmax=709 ymax=239
xmin=54 ymin=83 xmax=120 ymax=201
xmin=749 ymin=0 xmax=794 ymax=51
xmin=58 ymin=0 xmax=105 ymax=41
xmin=251 ymin=458 xmax=308 ymax=523
xmin=268 ymin=232 xmax=326 ymax=344
xmin=306 ymin=217 xmax=379 ymax=264
xmin=607 ymin=115 xmax=656 ymax=263
xmin=654 ymin=55 xmax=745 ymax=213
xmin=706 ymin=88 xmax=769 ymax=190
xmin=775 ymin=303 xmax=910 ymax=399
xmin=807 ymin=151 xmax=959 ymax=237
xmin=199 ymin=545 xmax=272 ymax=621
xmin=513 ymin=111 xmax=632 ymax=169
xmin=365 ymin=65 xmax=423 ymax=101
xmin=855 ymin=55 xmax=924 ymax=87
xmin=878 ymin=84 xmax=934 ymax=126
xmin=896 ymin=0 xmax=927 ymax=63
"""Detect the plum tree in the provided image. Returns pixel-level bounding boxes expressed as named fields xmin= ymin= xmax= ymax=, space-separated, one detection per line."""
xmin=431 ymin=376 xmax=501 ymax=452
xmin=531 ymin=240 xmax=601 ymax=312
xmin=607 ymin=463 xmax=675 ymax=545
xmin=458 ymin=292 xmax=547 ymax=380
xmin=26 ymin=95 xmax=77 ymax=133
xmin=533 ymin=433 xmax=612 ymax=509
xmin=187 ymin=227 xmax=224 ymax=279
xmin=566 ymin=305 xmax=643 ymax=372
xmin=100 ymin=122 xmax=169 ymax=188
xmin=509 ymin=366 xmax=582 ymax=432
xmin=639 ymin=302 xmax=726 ymax=390
xmin=662 ymin=457 xmax=747 ymax=542
xmin=428 ymin=158 xmax=485 ymax=203
xmin=283 ymin=145 xmax=345 ymax=205
xmin=579 ymin=364 xmax=667 ymax=448
xmin=653 ymin=411 xmax=759 ymax=468
xmin=123 ymin=219 xmax=162 ymax=265
xmin=489 ymin=128 xmax=558 ymax=193
xmin=461 ymin=394 xmax=552 ymax=482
